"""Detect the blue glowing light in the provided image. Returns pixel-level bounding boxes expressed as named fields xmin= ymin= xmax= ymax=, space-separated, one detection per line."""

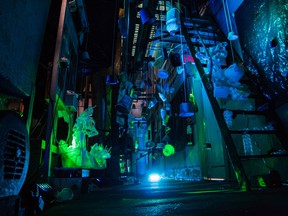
xmin=148 ymin=173 xmax=161 ymax=182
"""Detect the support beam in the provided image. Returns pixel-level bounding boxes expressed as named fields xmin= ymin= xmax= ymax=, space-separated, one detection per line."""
xmin=44 ymin=0 xmax=68 ymax=180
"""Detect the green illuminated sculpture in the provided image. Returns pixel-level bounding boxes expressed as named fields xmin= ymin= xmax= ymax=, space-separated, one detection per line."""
xmin=59 ymin=107 xmax=111 ymax=169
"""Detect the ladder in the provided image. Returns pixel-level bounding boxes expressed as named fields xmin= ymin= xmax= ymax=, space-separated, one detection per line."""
xmin=181 ymin=16 xmax=288 ymax=191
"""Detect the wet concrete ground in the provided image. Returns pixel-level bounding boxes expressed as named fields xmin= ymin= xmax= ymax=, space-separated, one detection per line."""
xmin=42 ymin=179 xmax=288 ymax=216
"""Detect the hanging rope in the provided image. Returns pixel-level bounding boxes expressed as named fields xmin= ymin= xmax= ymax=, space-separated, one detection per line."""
xmin=225 ymin=0 xmax=234 ymax=34
xmin=222 ymin=0 xmax=230 ymax=35
xmin=229 ymin=40 xmax=235 ymax=62
xmin=177 ymin=0 xmax=187 ymax=102
xmin=160 ymin=7 xmax=164 ymax=94
xmin=222 ymin=0 xmax=236 ymax=62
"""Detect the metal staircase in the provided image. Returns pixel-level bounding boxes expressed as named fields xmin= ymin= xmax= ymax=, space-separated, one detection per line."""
xmin=181 ymin=15 xmax=288 ymax=191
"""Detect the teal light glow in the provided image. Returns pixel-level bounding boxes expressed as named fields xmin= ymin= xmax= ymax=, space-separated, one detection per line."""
xmin=148 ymin=173 xmax=161 ymax=182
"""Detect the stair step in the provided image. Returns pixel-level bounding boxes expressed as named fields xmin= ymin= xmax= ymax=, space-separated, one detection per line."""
xmin=240 ymin=154 xmax=288 ymax=159
xmin=181 ymin=19 xmax=282 ymax=191
xmin=221 ymin=109 xmax=269 ymax=115
xmin=183 ymin=17 xmax=222 ymax=47
xmin=183 ymin=16 xmax=217 ymax=27
xmin=247 ymin=93 xmax=266 ymax=99
xmin=229 ymin=130 xmax=277 ymax=134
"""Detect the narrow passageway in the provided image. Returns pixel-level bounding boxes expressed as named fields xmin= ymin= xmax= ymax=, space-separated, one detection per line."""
xmin=42 ymin=179 xmax=288 ymax=216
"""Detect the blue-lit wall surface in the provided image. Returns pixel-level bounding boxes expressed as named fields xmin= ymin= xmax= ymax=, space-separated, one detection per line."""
xmin=206 ymin=0 xmax=288 ymax=183
xmin=209 ymin=0 xmax=243 ymax=34
xmin=0 ymin=1 xmax=51 ymax=97
xmin=236 ymin=0 xmax=288 ymax=100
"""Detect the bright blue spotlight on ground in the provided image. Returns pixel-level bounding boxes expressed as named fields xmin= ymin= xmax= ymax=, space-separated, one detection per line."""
xmin=148 ymin=173 xmax=161 ymax=182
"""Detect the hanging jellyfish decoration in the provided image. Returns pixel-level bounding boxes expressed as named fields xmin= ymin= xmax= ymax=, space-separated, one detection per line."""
xmin=59 ymin=107 xmax=111 ymax=169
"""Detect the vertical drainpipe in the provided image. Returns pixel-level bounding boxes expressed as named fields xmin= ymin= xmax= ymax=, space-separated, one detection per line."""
xmin=90 ymin=0 xmax=120 ymax=144
xmin=123 ymin=0 xmax=130 ymax=73
xmin=91 ymin=68 xmax=107 ymax=143
xmin=89 ymin=6 xmax=122 ymax=185
xmin=137 ymin=122 xmax=147 ymax=177
xmin=44 ymin=0 xmax=68 ymax=180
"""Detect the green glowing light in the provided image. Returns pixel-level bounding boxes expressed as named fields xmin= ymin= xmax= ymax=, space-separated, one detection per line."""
xmin=163 ymin=144 xmax=175 ymax=156
xmin=162 ymin=114 xmax=170 ymax=126
xmin=233 ymin=168 xmax=248 ymax=192
xmin=165 ymin=127 xmax=171 ymax=133
xmin=135 ymin=138 xmax=139 ymax=150
xmin=257 ymin=176 xmax=267 ymax=187
xmin=189 ymin=93 xmax=195 ymax=105
xmin=183 ymin=189 xmax=240 ymax=195
xmin=59 ymin=107 xmax=111 ymax=169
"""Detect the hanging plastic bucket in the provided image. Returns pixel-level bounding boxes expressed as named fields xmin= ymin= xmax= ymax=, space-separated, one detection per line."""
xmin=160 ymin=108 xmax=166 ymax=121
xmin=116 ymin=95 xmax=132 ymax=115
xmin=158 ymin=69 xmax=169 ymax=79
xmin=224 ymin=63 xmax=244 ymax=83
xmin=176 ymin=66 xmax=184 ymax=74
xmin=166 ymin=7 xmax=180 ymax=35
xmin=141 ymin=78 xmax=152 ymax=89
xmin=166 ymin=103 xmax=171 ymax=111
xmin=139 ymin=7 xmax=156 ymax=25
xmin=228 ymin=31 xmax=238 ymax=40
xmin=158 ymin=92 xmax=167 ymax=102
xmin=148 ymin=97 xmax=158 ymax=109
xmin=162 ymin=144 xmax=175 ymax=157
xmin=179 ymin=102 xmax=195 ymax=117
